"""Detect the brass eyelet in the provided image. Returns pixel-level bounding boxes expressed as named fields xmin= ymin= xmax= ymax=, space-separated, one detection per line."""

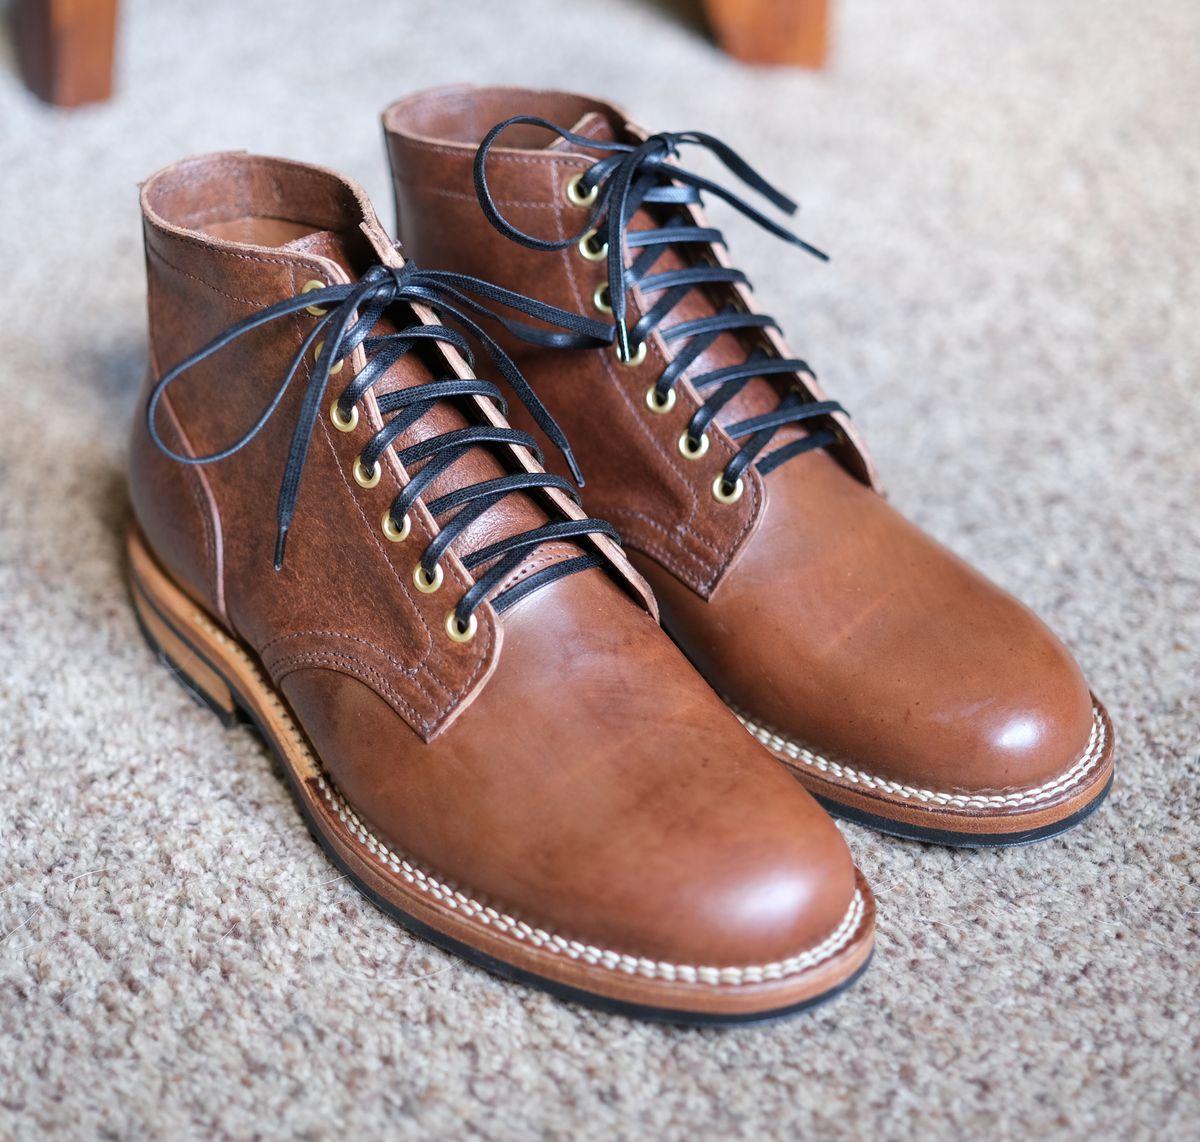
xmin=381 ymin=509 xmax=411 ymax=543
xmin=644 ymin=385 xmax=676 ymax=414
xmin=413 ymin=563 xmax=444 ymax=594
xmin=565 ymin=172 xmax=599 ymax=208
xmin=445 ymin=610 xmax=478 ymax=643
xmin=616 ymin=340 xmax=647 ymax=367
xmin=329 ymin=399 xmax=358 ymax=433
xmin=592 ymin=282 xmax=612 ymax=314
xmin=313 ymin=340 xmax=344 ymax=376
xmin=578 ymin=229 xmax=608 ymax=262
xmin=678 ymin=431 xmax=710 ymax=460
xmin=712 ymin=473 xmax=745 ymax=504
xmin=353 ymin=456 xmax=381 ymax=488
xmin=301 ymin=279 xmax=328 ymax=317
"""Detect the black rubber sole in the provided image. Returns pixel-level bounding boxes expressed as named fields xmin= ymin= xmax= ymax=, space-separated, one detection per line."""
xmin=815 ymin=772 xmax=1115 ymax=848
xmin=131 ymin=585 xmax=869 ymax=1027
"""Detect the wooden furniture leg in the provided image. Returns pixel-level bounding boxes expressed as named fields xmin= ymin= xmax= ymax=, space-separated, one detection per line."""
xmin=704 ymin=0 xmax=830 ymax=68
xmin=13 ymin=0 xmax=119 ymax=107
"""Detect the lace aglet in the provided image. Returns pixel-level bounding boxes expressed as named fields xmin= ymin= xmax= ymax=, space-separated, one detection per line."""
xmin=273 ymin=527 xmax=289 ymax=571
xmin=566 ymin=452 xmax=586 ymax=488
xmin=616 ymin=321 xmax=632 ymax=363
xmin=796 ymin=237 xmax=830 ymax=263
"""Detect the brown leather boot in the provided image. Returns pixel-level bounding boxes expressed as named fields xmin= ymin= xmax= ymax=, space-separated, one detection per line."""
xmin=127 ymin=152 xmax=874 ymax=1022
xmin=383 ymin=87 xmax=1115 ymax=846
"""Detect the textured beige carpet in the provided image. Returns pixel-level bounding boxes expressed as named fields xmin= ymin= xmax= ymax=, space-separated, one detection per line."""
xmin=1 ymin=0 xmax=1197 ymax=1137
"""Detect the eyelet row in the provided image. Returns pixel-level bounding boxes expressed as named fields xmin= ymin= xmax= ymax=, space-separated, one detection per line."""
xmin=388 ymin=519 xmax=476 ymax=641
xmin=312 ymin=300 xmax=373 ymax=495
xmin=565 ymin=175 xmax=653 ymax=379
xmin=565 ymin=174 xmax=619 ymax=330
xmin=686 ymin=435 xmax=744 ymax=502
xmin=578 ymin=223 xmax=610 ymax=317
xmin=642 ymin=380 xmax=746 ymax=504
xmin=560 ymin=172 xmax=747 ymax=507
xmin=304 ymin=283 xmax=476 ymax=642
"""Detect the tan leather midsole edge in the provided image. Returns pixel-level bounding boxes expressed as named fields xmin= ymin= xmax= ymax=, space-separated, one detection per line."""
xmin=128 ymin=528 xmax=874 ymax=1008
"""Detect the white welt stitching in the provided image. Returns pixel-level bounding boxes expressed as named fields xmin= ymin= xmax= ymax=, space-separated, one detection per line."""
xmin=730 ymin=702 xmax=1108 ymax=810
xmin=181 ymin=605 xmax=869 ymax=987
xmin=314 ymin=774 xmax=866 ymax=987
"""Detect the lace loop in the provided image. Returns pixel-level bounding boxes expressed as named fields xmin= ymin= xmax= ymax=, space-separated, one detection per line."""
xmin=147 ymin=262 xmax=618 ymax=621
xmin=474 ymin=118 xmax=849 ymax=489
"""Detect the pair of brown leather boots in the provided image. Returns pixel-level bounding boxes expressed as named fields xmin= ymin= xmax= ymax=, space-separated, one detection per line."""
xmin=127 ymin=85 xmax=1114 ymax=1024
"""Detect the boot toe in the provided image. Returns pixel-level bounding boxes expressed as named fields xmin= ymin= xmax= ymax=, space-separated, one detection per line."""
xmin=627 ymin=779 xmax=864 ymax=968
xmin=917 ymin=618 xmax=1100 ymax=797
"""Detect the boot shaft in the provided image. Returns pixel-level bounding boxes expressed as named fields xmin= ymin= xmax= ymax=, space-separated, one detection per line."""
xmin=383 ymin=85 xmax=876 ymax=597
xmin=132 ymin=151 xmax=650 ymax=738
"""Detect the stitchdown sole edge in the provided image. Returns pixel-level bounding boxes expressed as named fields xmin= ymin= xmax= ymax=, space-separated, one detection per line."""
xmin=728 ymin=701 xmax=1109 ymax=811
xmin=315 ymin=772 xmax=867 ymax=987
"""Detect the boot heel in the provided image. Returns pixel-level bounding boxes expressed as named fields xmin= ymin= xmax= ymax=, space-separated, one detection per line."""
xmin=129 ymin=560 xmax=243 ymax=728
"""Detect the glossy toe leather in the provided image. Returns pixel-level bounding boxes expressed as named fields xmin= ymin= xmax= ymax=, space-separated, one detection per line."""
xmin=285 ymin=570 xmax=860 ymax=968
xmin=637 ymin=451 xmax=1099 ymax=798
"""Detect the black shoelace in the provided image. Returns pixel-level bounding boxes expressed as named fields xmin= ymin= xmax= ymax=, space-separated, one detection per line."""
xmin=474 ymin=117 xmax=849 ymax=494
xmin=147 ymin=262 xmax=621 ymax=633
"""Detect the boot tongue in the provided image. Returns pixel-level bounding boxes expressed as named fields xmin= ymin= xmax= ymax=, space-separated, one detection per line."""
xmin=548 ymin=115 xmax=808 ymax=455
xmin=281 ymin=229 xmax=359 ymax=276
xmin=549 ymin=111 xmax=617 ymax=147
xmin=280 ymin=230 xmax=581 ymax=584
